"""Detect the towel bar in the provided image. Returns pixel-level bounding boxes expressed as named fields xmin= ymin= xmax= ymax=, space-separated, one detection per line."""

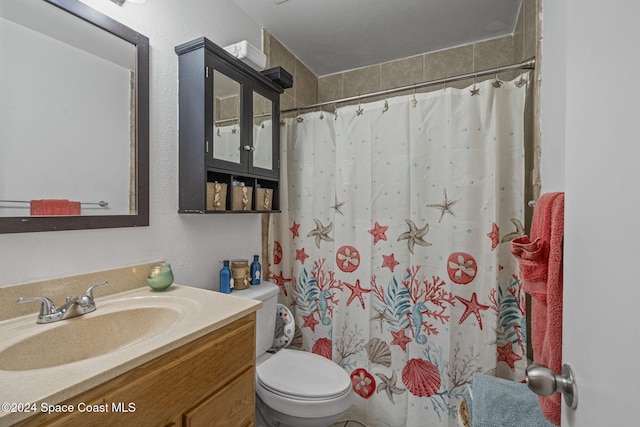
xmin=0 ymin=199 xmax=108 ymax=207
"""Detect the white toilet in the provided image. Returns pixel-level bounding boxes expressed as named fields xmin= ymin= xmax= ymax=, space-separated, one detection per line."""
xmin=233 ymin=282 xmax=353 ymax=427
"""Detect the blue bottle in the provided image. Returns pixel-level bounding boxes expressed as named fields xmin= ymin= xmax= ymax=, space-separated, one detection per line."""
xmin=250 ymin=255 xmax=262 ymax=285
xmin=220 ymin=260 xmax=232 ymax=293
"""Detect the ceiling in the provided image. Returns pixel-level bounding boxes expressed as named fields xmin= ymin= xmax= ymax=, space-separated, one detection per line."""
xmin=232 ymin=0 xmax=523 ymax=76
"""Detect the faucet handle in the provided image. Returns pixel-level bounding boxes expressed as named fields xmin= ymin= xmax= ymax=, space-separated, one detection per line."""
xmin=17 ymin=296 xmax=56 ymax=317
xmin=80 ymin=281 xmax=108 ymax=307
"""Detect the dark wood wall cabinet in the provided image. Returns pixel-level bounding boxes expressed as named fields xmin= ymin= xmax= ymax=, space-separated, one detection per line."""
xmin=176 ymin=38 xmax=290 ymax=214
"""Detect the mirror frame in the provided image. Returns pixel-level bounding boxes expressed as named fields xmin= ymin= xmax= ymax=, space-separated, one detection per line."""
xmin=0 ymin=0 xmax=149 ymax=234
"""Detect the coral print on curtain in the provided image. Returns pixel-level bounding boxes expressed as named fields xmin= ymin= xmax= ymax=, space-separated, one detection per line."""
xmin=270 ymin=75 xmax=529 ymax=427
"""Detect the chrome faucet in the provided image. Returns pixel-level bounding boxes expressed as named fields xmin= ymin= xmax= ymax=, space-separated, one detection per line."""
xmin=17 ymin=281 xmax=108 ymax=324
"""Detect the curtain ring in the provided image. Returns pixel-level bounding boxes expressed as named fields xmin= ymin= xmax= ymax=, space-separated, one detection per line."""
xmin=356 ymin=95 xmax=364 ymax=116
xmin=411 ymin=84 xmax=418 ymax=108
xmin=492 ymin=69 xmax=503 ymax=88
xmin=470 ymin=74 xmax=480 ymax=96
xmin=296 ymin=107 xmax=304 ymax=123
xmin=382 ymin=90 xmax=389 ymax=113
xmin=333 ymin=102 xmax=339 ymax=120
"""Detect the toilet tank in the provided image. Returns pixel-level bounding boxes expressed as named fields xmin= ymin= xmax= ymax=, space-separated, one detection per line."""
xmin=232 ymin=281 xmax=280 ymax=357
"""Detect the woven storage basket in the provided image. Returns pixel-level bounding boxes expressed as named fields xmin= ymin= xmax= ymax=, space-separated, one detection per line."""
xmin=232 ymin=186 xmax=253 ymax=211
xmin=206 ymin=182 xmax=227 ymax=211
xmin=255 ymin=188 xmax=273 ymax=211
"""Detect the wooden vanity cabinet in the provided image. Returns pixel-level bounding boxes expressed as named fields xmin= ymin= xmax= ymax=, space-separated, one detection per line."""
xmin=176 ymin=37 xmax=289 ymax=214
xmin=16 ymin=314 xmax=256 ymax=427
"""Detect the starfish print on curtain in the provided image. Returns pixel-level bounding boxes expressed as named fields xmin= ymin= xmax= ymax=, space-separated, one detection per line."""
xmin=375 ymin=371 xmax=406 ymax=403
xmin=397 ymin=219 xmax=431 ymax=254
xmin=271 ymin=76 xmax=529 ymax=427
xmin=382 ymin=253 xmax=400 ymax=272
xmin=295 ymin=248 xmax=309 ymax=264
xmin=426 ymin=188 xmax=458 ymax=223
xmin=289 ymin=221 xmax=301 ymax=238
xmin=456 ymin=292 xmax=491 ymax=330
xmin=501 ymin=218 xmax=525 ymax=243
xmin=368 ymin=221 xmax=389 ymax=245
xmin=307 ymin=219 xmax=334 ymax=248
xmin=344 ymin=279 xmax=371 ymax=308
xmin=331 ymin=195 xmax=346 ymax=215
xmin=487 ymin=222 xmax=500 ymax=250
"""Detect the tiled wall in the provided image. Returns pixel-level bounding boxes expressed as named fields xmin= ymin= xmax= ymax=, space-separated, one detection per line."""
xmin=519 ymin=0 xmax=542 ymax=209
xmin=515 ymin=0 xmax=538 ymax=63
xmin=262 ymin=32 xmax=318 ymax=112
xmin=264 ymin=0 xmax=537 ymax=110
xmin=318 ymin=36 xmax=516 ymax=103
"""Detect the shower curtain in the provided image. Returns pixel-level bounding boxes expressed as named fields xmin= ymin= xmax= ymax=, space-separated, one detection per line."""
xmin=270 ymin=76 xmax=529 ymax=427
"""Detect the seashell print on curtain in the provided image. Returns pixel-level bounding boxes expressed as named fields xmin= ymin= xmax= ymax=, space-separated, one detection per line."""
xmin=270 ymin=75 xmax=529 ymax=427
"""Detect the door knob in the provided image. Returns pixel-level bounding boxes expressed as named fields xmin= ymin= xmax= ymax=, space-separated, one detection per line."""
xmin=525 ymin=363 xmax=578 ymax=409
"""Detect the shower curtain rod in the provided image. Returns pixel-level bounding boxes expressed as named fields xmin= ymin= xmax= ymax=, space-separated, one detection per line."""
xmin=281 ymin=57 xmax=535 ymax=114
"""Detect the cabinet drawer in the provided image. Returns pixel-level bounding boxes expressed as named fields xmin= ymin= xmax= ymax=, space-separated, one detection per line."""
xmin=183 ymin=367 xmax=255 ymax=427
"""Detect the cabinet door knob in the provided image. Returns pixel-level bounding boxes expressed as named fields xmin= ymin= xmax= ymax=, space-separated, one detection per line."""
xmin=243 ymin=145 xmax=255 ymax=152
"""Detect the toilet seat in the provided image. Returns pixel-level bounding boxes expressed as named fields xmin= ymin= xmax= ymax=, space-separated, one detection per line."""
xmin=258 ymin=380 xmax=352 ymax=401
xmin=256 ymin=349 xmax=351 ymax=399
xmin=256 ymin=350 xmax=353 ymax=420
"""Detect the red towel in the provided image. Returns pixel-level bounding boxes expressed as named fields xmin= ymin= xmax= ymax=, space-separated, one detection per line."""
xmin=30 ymin=199 xmax=82 ymax=216
xmin=510 ymin=192 xmax=564 ymax=426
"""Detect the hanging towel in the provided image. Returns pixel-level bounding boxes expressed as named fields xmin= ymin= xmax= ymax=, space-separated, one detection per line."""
xmin=510 ymin=192 xmax=564 ymax=426
xmin=470 ymin=373 xmax=556 ymax=427
xmin=30 ymin=199 xmax=82 ymax=216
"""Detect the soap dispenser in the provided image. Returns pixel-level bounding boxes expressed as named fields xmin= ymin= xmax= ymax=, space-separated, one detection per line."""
xmin=250 ymin=255 xmax=262 ymax=285
xmin=220 ymin=260 xmax=232 ymax=293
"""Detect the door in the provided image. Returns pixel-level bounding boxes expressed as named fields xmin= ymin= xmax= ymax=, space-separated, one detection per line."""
xmin=209 ymin=56 xmax=248 ymax=174
xmin=541 ymin=1 xmax=640 ymax=426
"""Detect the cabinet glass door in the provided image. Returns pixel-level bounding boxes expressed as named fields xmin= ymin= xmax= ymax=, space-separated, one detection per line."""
xmin=252 ymin=91 xmax=273 ymax=171
xmin=213 ymin=70 xmax=241 ymax=165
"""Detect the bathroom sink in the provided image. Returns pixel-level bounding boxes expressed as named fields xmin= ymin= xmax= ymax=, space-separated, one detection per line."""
xmin=0 ymin=305 xmax=180 ymax=371
xmin=0 ymin=284 xmax=261 ymax=426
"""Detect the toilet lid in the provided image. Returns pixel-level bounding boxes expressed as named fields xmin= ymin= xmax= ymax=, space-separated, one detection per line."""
xmin=256 ymin=349 xmax=351 ymax=399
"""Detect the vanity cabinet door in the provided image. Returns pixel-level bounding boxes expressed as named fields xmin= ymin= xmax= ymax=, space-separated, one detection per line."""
xmin=183 ymin=368 xmax=255 ymax=427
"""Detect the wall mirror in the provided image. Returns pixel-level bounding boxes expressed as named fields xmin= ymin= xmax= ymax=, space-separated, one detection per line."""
xmin=0 ymin=0 xmax=149 ymax=233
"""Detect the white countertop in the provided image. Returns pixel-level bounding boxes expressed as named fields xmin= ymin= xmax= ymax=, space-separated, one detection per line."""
xmin=0 ymin=285 xmax=260 ymax=425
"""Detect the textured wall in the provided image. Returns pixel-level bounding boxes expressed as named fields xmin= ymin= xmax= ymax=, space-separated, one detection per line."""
xmin=0 ymin=0 xmax=265 ymax=290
